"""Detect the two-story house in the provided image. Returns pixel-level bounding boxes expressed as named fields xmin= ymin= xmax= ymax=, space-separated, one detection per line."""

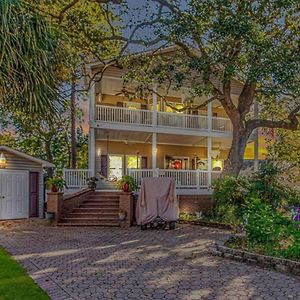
xmin=64 ymin=47 xmax=261 ymax=200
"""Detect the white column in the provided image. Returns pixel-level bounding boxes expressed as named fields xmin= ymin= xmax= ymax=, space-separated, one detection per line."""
xmin=152 ymin=82 xmax=158 ymax=127
xmin=89 ymin=80 xmax=96 ymax=122
xmin=88 ymin=72 xmax=96 ymax=176
xmin=207 ymin=137 xmax=212 ymax=187
xmin=254 ymin=101 xmax=259 ymax=171
xmin=88 ymin=127 xmax=96 ymax=176
xmin=208 ymin=101 xmax=213 ymax=131
xmin=152 ymin=133 xmax=157 ymax=169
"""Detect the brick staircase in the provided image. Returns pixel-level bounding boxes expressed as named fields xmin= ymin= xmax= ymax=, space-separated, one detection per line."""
xmin=58 ymin=191 xmax=120 ymax=226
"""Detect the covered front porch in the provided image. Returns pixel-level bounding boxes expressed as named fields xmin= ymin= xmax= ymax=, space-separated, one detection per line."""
xmin=63 ymin=129 xmax=231 ymax=194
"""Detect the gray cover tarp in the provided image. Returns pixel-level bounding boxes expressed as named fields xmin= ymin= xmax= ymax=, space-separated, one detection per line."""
xmin=136 ymin=177 xmax=179 ymax=225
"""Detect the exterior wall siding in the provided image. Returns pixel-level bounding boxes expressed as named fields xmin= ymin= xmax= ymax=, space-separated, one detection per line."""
xmin=96 ymin=140 xmax=229 ymax=170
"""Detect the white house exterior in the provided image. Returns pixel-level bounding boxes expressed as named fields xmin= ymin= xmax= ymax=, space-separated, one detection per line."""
xmin=64 ymin=48 xmax=260 ymax=195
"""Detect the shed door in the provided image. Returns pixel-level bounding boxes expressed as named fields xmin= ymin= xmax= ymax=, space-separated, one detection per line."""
xmin=0 ymin=170 xmax=29 ymax=220
xmin=29 ymin=172 xmax=39 ymax=217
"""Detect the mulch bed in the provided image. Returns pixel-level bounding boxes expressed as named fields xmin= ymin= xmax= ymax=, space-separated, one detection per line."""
xmin=178 ymin=219 xmax=232 ymax=230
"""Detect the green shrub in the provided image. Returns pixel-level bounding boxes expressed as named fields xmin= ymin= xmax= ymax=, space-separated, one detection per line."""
xmin=212 ymin=176 xmax=249 ymax=225
xmin=247 ymin=163 xmax=300 ymax=208
xmin=212 ymin=163 xmax=300 ymax=226
xmin=243 ymin=198 xmax=289 ymax=245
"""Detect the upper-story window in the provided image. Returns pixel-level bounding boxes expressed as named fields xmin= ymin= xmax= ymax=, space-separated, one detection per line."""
xmin=165 ymin=102 xmax=184 ymax=113
xmin=124 ymin=101 xmax=141 ymax=109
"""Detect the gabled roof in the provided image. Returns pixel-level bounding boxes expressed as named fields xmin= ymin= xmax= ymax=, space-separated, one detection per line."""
xmin=0 ymin=145 xmax=55 ymax=168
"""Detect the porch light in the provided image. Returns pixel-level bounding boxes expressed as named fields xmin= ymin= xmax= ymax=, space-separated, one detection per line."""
xmin=212 ymin=159 xmax=223 ymax=171
xmin=0 ymin=152 xmax=7 ymax=168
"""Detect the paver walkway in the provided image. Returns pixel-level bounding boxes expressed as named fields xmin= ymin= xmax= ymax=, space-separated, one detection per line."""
xmin=0 ymin=221 xmax=299 ymax=300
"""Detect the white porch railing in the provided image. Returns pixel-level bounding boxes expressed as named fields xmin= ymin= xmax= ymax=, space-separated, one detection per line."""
xmin=157 ymin=111 xmax=208 ymax=130
xmin=128 ymin=169 xmax=222 ymax=194
xmin=96 ymin=105 xmax=153 ymax=126
xmin=212 ymin=117 xmax=232 ymax=132
xmin=96 ymin=105 xmax=232 ymax=133
xmin=63 ymin=169 xmax=92 ymax=189
xmin=62 ymin=168 xmax=222 ymax=194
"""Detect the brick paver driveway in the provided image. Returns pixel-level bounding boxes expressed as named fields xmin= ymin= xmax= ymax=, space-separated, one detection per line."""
xmin=0 ymin=222 xmax=299 ymax=300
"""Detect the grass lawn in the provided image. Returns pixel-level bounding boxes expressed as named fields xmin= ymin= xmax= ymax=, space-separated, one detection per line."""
xmin=0 ymin=247 xmax=49 ymax=300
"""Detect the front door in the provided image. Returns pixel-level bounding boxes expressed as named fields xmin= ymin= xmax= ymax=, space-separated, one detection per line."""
xmin=108 ymin=155 xmax=123 ymax=179
xmin=0 ymin=170 xmax=29 ymax=220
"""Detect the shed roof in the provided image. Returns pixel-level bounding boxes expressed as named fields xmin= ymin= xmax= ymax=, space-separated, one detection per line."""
xmin=0 ymin=146 xmax=55 ymax=168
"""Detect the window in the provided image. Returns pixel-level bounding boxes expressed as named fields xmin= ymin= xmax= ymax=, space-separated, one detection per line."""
xmin=126 ymin=155 xmax=141 ymax=169
xmin=164 ymin=102 xmax=184 ymax=113
xmin=165 ymin=156 xmax=189 ymax=170
xmin=124 ymin=102 xmax=141 ymax=109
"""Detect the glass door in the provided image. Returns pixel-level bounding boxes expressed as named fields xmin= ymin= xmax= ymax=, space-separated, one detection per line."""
xmin=108 ymin=155 xmax=123 ymax=180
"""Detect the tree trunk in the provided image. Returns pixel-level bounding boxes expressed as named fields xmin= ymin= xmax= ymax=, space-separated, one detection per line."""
xmin=224 ymin=126 xmax=250 ymax=176
xmin=70 ymin=80 xmax=77 ymax=169
xmin=44 ymin=140 xmax=54 ymax=177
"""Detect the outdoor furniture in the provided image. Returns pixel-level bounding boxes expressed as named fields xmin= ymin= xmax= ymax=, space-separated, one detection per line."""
xmin=136 ymin=177 xmax=179 ymax=230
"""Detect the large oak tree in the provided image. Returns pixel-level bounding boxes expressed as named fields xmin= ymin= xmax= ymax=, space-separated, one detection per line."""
xmin=126 ymin=0 xmax=300 ymax=175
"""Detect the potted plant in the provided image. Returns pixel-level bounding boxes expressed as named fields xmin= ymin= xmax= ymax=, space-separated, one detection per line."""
xmin=118 ymin=209 xmax=127 ymax=221
xmin=117 ymin=175 xmax=138 ymax=192
xmin=47 ymin=176 xmax=66 ymax=192
xmin=87 ymin=176 xmax=99 ymax=189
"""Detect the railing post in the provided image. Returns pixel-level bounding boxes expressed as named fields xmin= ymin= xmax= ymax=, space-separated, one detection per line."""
xmin=153 ymin=168 xmax=159 ymax=177
xmin=152 ymin=133 xmax=157 ymax=169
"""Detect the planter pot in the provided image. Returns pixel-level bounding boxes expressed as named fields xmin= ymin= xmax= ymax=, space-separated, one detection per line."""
xmin=119 ymin=213 xmax=126 ymax=221
xmin=46 ymin=212 xmax=55 ymax=220
xmin=122 ymin=183 xmax=130 ymax=193
xmin=51 ymin=186 xmax=58 ymax=193
xmin=88 ymin=183 xmax=97 ymax=189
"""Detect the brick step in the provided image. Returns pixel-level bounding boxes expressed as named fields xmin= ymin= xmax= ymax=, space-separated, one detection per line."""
xmin=93 ymin=192 xmax=122 ymax=196
xmin=82 ymin=200 xmax=119 ymax=205
xmin=88 ymin=195 xmax=119 ymax=200
xmin=57 ymin=222 xmax=119 ymax=227
xmin=80 ymin=204 xmax=119 ymax=208
xmin=59 ymin=217 xmax=119 ymax=223
xmin=72 ymin=208 xmax=119 ymax=213
xmin=67 ymin=212 xmax=118 ymax=218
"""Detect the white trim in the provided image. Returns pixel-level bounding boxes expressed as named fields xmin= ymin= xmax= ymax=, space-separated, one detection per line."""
xmin=91 ymin=121 xmax=232 ymax=138
xmin=0 ymin=146 xmax=54 ymax=167
xmin=96 ymin=137 xmax=224 ymax=148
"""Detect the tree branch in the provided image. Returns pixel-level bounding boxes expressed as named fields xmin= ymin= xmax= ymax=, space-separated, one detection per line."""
xmin=247 ymin=105 xmax=300 ymax=132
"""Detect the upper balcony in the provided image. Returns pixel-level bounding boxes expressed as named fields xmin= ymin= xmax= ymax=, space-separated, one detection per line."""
xmin=93 ymin=105 xmax=232 ymax=135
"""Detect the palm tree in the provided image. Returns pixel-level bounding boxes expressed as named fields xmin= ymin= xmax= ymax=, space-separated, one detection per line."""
xmin=0 ymin=0 xmax=65 ymax=117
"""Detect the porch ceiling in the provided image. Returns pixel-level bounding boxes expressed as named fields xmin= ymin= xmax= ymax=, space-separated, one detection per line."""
xmin=95 ymin=129 xmax=232 ymax=149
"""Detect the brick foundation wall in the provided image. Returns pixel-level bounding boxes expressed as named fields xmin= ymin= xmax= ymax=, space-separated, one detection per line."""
xmin=179 ymin=195 xmax=214 ymax=215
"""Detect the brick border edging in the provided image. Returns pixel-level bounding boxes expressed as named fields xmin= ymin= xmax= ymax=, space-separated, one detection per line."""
xmin=178 ymin=220 xmax=232 ymax=230
xmin=209 ymin=240 xmax=300 ymax=276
